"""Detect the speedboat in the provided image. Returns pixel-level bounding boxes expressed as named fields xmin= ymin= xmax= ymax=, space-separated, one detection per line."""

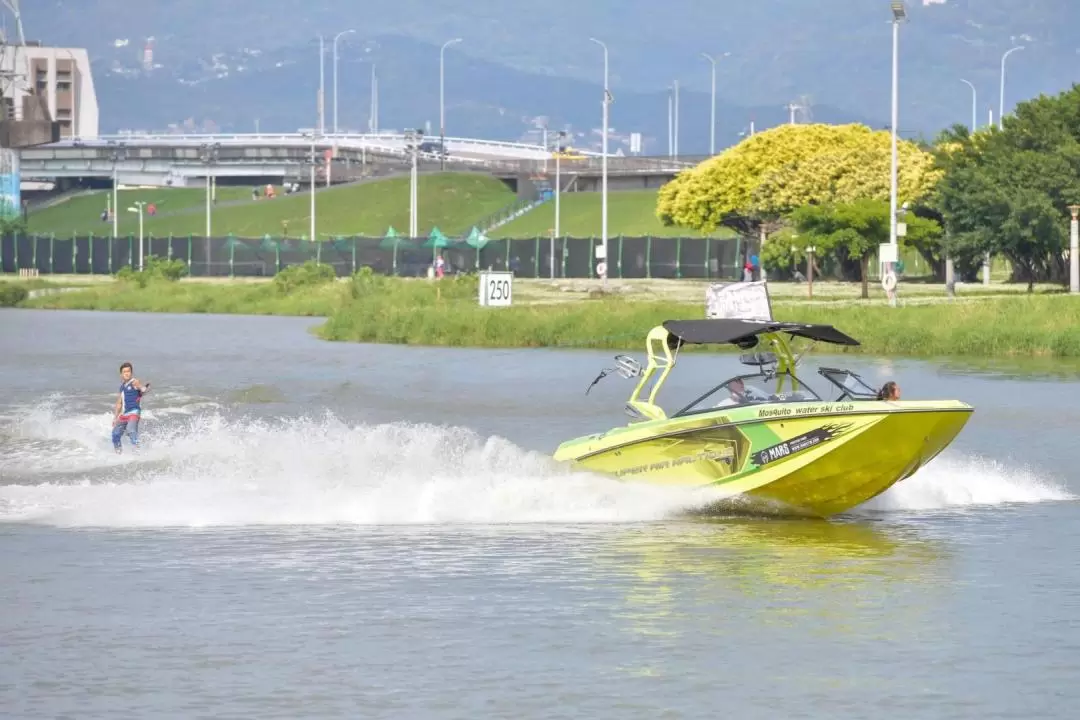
xmin=553 ymin=319 xmax=974 ymax=518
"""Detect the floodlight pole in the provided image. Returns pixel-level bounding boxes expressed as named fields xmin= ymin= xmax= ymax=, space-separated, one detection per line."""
xmin=887 ymin=1 xmax=906 ymax=308
xmin=440 ymin=38 xmax=462 ymax=171
xmin=999 ymin=45 xmax=1024 ymax=130
xmin=332 ymin=29 xmax=355 ymax=134
xmin=960 ymin=79 xmax=977 ymax=132
xmin=701 ymin=53 xmax=718 ymax=155
xmin=590 ymin=37 xmax=609 ymax=286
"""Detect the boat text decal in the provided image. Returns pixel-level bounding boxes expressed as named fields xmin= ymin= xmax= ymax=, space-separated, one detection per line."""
xmin=756 ymin=403 xmax=854 ymax=419
xmin=752 ymin=423 xmax=854 ymax=466
xmin=615 ymin=447 xmax=735 ymax=477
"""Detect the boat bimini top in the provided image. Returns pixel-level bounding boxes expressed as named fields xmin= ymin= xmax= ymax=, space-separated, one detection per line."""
xmin=586 ymin=319 xmax=869 ymax=423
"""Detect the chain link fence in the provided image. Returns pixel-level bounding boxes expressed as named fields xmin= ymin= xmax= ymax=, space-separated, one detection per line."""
xmin=1 ymin=233 xmax=747 ymax=281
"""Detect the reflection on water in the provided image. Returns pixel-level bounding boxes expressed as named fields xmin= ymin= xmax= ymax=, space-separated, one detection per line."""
xmin=600 ymin=518 xmax=946 ymax=648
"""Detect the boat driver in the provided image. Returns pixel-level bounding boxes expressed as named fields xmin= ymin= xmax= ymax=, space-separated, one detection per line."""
xmin=715 ymin=377 xmax=767 ymax=407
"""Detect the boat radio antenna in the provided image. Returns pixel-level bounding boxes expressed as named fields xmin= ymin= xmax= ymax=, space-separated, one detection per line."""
xmin=585 ymin=354 xmax=641 ymax=395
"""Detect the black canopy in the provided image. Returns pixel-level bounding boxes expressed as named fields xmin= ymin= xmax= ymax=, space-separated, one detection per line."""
xmin=662 ymin=319 xmax=860 ymax=348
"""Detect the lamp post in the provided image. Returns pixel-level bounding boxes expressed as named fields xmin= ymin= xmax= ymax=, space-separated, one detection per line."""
xmin=309 ymin=133 xmax=317 ymax=243
xmin=999 ymin=45 xmax=1024 ymax=130
xmin=405 ymin=128 xmax=423 ymax=238
xmin=1070 ymin=205 xmax=1080 ymax=294
xmin=701 ymin=53 xmax=719 ymax=155
xmin=369 ymin=63 xmax=378 ymax=133
xmin=332 ymin=29 xmax=355 ymax=134
xmin=554 ymin=129 xmax=566 ymax=278
xmin=589 ymin=37 xmax=609 ymax=285
xmin=126 ymin=201 xmax=145 ymax=270
xmin=317 ymin=35 xmax=326 ymax=135
xmin=440 ymin=38 xmax=462 ymax=171
xmin=107 ymin=144 xmax=126 ymax=240
xmin=885 ymin=0 xmax=907 ymax=308
xmin=960 ymin=78 xmax=977 ymax=132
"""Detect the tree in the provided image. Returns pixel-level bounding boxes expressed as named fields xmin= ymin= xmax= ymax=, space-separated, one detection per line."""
xmin=656 ymin=123 xmax=940 ymax=268
xmin=933 ymin=85 xmax=1080 ymax=289
xmin=789 ymin=199 xmax=941 ymax=299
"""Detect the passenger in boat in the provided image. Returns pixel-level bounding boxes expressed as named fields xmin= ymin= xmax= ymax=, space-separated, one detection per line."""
xmin=877 ymin=381 xmax=900 ymax=401
xmin=715 ymin=377 xmax=768 ymax=407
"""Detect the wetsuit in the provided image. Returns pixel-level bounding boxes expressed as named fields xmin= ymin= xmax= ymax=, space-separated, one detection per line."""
xmin=112 ymin=380 xmax=144 ymax=450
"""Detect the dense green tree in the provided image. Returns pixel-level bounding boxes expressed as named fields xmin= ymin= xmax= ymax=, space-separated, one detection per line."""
xmin=933 ymin=85 xmax=1080 ymax=289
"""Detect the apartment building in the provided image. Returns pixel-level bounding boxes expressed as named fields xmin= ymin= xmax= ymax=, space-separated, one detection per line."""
xmin=0 ymin=42 xmax=99 ymax=139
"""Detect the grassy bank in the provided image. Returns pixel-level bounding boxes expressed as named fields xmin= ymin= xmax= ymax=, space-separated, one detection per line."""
xmin=28 ymin=173 xmax=514 ymax=238
xmin=489 ymin=190 xmax=736 ymax=239
xmin=17 ymin=272 xmax=1080 ymax=358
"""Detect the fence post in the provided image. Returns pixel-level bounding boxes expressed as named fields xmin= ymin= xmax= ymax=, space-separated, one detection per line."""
xmin=734 ymin=236 xmax=742 ymax=280
xmin=276 ymin=237 xmax=281 ymax=274
xmin=71 ymin=232 xmax=77 ymax=273
xmin=316 ymin=236 xmax=322 ymax=265
xmin=646 ymin=236 xmax=652 ymax=279
xmin=705 ymin=238 xmax=711 ymax=280
xmin=351 ymin=237 xmax=356 ymax=273
xmin=617 ymin=235 xmax=624 ymax=278
xmin=167 ymin=234 xmax=173 ymax=261
xmin=561 ymin=237 xmax=568 ymax=279
xmin=128 ymin=234 xmax=134 ymax=267
xmin=228 ymin=233 xmax=235 ymax=278
xmin=108 ymin=233 xmax=113 ymax=273
xmin=504 ymin=237 xmax=511 ymax=272
xmin=676 ymin=236 xmax=682 ymax=279
xmin=534 ymin=236 xmax=540 ymax=277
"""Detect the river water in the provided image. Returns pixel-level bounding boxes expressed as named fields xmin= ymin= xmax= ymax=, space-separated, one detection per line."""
xmin=1 ymin=309 xmax=1077 ymax=719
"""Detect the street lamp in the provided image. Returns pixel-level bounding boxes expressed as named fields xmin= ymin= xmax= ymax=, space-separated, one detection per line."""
xmin=405 ymin=128 xmax=424 ymax=238
xmin=589 ymin=37 xmax=609 ymax=285
xmin=886 ymin=0 xmax=907 ymax=307
xmin=317 ymin=35 xmax=326 ymax=135
xmin=369 ymin=63 xmax=379 ymax=133
xmin=959 ymin=78 xmax=977 ymax=132
xmin=440 ymin=38 xmax=463 ymax=170
xmin=333 ymin=29 xmax=355 ymax=134
xmin=999 ymin=45 xmax=1024 ymax=130
xmin=700 ymin=53 xmax=721 ymax=155
xmin=307 ymin=133 xmax=317 ymax=243
xmin=553 ymin=129 xmax=567 ymax=278
xmin=126 ymin=201 xmax=146 ymax=271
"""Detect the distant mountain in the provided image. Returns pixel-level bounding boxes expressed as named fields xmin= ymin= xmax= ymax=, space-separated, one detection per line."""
xmin=18 ymin=0 xmax=1079 ymax=150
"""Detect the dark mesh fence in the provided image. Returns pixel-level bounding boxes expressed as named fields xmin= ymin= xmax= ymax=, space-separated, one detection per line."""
xmin=1 ymin=233 xmax=743 ymax=280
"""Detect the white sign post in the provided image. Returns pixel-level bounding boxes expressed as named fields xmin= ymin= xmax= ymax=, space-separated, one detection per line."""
xmin=479 ymin=271 xmax=513 ymax=307
xmin=705 ymin=280 xmax=773 ymax=320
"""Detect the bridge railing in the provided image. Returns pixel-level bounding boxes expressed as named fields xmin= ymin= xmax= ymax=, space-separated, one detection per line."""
xmin=2 ymin=233 xmax=744 ymax=281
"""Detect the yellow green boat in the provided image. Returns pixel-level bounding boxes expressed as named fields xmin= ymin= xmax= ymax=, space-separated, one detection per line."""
xmin=553 ymin=319 xmax=974 ymax=518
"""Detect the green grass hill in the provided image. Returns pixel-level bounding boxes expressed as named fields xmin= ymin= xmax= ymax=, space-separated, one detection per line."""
xmin=28 ymin=173 xmax=517 ymax=239
xmin=489 ymin=190 xmax=735 ymax=239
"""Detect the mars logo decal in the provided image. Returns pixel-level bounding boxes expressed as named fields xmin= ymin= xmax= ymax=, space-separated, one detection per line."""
xmin=752 ymin=423 xmax=853 ymax=466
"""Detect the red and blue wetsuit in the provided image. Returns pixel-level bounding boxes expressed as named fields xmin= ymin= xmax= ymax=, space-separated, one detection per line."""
xmin=112 ymin=380 xmax=144 ymax=450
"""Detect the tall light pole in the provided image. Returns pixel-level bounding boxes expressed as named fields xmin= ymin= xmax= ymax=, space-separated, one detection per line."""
xmin=701 ymin=53 xmax=718 ymax=155
xmin=332 ymin=29 xmax=355 ymax=134
xmin=999 ymin=45 xmax=1024 ymax=130
xmin=589 ymin=37 xmax=609 ymax=285
xmin=305 ymin=133 xmax=316 ymax=243
xmin=369 ymin=63 xmax=378 ymax=133
xmin=887 ymin=1 xmax=907 ymax=307
xmin=405 ymin=129 xmax=423 ymax=238
xmin=440 ymin=38 xmax=463 ymax=170
xmin=317 ymin=35 xmax=326 ymax=135
xmin=667 ymin=88 xmax=673 ymax=157
xmin=960 ymin=78 xmax=977 ymax=132
xmin=673 ymin=79 xmax=680 ymax=159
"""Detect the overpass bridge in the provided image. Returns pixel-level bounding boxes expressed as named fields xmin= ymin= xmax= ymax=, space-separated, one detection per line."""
xmin=19 ymin=132 xmax=704 ymax=192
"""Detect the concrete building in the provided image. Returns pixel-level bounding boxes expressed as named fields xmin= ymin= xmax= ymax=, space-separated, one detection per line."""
xmin=0 ymin=42 xmax=99 ymax=139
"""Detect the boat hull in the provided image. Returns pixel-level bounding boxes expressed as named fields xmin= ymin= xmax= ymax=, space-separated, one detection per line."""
xmin=553 ymin=400 xmax=973 ymax=518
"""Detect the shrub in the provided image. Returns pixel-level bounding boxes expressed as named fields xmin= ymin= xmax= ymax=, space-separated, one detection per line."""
xmin=0 ymin=283 xmax=28 ymax=307
xmin=115 ymin=255 xmax=189 ymax=288
xmin=274 ymin=260 xmax=337 ymax=294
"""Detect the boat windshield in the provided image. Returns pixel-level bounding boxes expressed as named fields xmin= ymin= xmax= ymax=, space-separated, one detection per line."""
xmin=818 ymin=367 xmax=880 ymax=401
xmin=673 ymin=372 xmax=822 ymax=416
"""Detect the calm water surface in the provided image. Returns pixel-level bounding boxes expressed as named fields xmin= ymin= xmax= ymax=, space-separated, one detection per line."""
xmin=1 ymin=309 xmax=1077 ymax=719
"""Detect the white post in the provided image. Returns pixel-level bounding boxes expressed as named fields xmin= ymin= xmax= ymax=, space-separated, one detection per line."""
xmin=318 ymin=35 xmax=325 ymax=135
xmin=310 ymin=136 xmax=316 ymax=242
xmin=440 ymin=38 xmax=462 ymax=171
xmin=554 ymin=144 xmax=561 ymax=280
xmin=332 ymin=29 xmax=355 ymax=134
xmin=590 ymin=37 xmax=609 ymax=286
xmin=673 ymin=80 xmax=679 ymax=159
xmin=701 ymin=53 xmax=717 ymax=155
xmin=667 ymin=91 xmax=673 ymax=157
xmin=1071 ymin=206 xmax=1080 ymax=294
xmin=999 ymin=46 xmax=1024 ymax=131
xmin=369 ymin=64 xmax=378 ymax=133
xmin=111 ymin=165 xmax=118 ymax=239
xmin=888 ymin=6 xmax=903 ymax=307
xmin=409 ymin=134 xmax=419 ymax=238
xmin=205 ymin=172 xmax=211 ymax=237
xmin=960 ymin=79 xmax=977 ymax=132
xmin=138 ymin=205 xmax=144 ymax=271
